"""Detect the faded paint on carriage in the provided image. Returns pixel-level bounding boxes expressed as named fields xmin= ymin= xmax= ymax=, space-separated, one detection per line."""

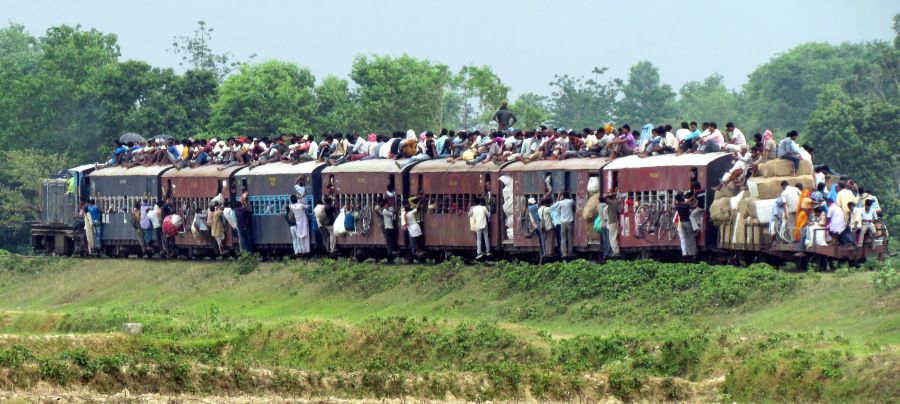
xmin=234 ymin=161 xmax=326 ymax=249
xmin=161 ymin=165 xmax=246 ymax=253
xmin=409 ymin=160 xmax=511 ymax=250
xmin=603 ymin=153 xmax=732 ymax=251
xmin=501 ymin=158 xmax=612 ymax=254
xmin=320 ymin=159 xmax=416 ymax=250
xmin=87 ymin=165 xmax=173 ymax=248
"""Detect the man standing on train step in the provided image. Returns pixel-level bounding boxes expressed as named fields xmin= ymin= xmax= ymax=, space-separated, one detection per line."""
xmin=603 ymin=191 xmax=621 ymax=257
xmin=553 ymin=193 xmax=575 ymax=258
xmin=469 ymin=197 xmax=491 ymax=259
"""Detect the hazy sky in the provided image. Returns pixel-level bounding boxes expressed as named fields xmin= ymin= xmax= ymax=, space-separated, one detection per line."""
xmin=5 ymin=0 xmax=897 ymax=97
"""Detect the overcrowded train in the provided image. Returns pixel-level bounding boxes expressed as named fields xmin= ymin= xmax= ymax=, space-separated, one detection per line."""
xmin=32 ymin=153 xmax=889 ymax=270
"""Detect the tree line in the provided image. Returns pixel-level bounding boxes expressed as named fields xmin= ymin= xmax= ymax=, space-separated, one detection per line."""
xmin=0 ymin=17 xmax=897 ymax=251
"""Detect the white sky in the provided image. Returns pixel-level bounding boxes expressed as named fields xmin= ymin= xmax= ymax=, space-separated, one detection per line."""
xmin=5 ymin=0 xmax=897 ymax=97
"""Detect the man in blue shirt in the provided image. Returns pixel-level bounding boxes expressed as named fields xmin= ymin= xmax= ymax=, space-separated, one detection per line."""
xmin=86 ymin=199 xmax=102 ymax=250
xmin=776 ymin=130 xmax=802 ymax=175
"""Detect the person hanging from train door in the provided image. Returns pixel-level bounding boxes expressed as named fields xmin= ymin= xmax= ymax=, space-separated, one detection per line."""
xmin=380 ymin=198 xmax=397 ymax=261
xmin=603 ymin=191 xmax=622 ymax=258
xmin=205 ymin=202 xmax=223 ymax=256
xmin=402 ymin=201 xmax=423 ymax=261
xmin=132 ymin=201 xmax=147 ymax=258
xmin=86 ymin=199 xmax=102 ymax=253
xmin=538 ymin=197 xmax=556 ymax=262
xmin=674 ymin=192 xmax=697 ymax=259
xmin=234 ymin=199 xmax=253 ymax=254
xmin=289 ymin=194 xmax=311 ymax=256
xmin=469 ymin=197 xmax=491 ymax=259
xmin=552 ymin=193 xmax=575 ymax=259
xmin=284 ymin=198 xmax=300 ymax=256
xmin=526 ymin=197 xmax=545 ymax=258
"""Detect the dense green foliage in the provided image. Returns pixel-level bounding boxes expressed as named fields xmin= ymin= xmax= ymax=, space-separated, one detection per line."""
xmin=0 ymin=17 xmax=897 ymax=252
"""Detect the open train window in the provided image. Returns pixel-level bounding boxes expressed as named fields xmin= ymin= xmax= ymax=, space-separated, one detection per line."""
xmin=387 ymin=174 xmax=395 ymax=195
xmin=690 ymin=168 xmax=698 ymax=184
xmin=240 ymin=178 xmax=248 ymax=194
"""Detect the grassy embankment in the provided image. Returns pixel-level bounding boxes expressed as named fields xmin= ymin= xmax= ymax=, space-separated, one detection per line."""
xmin=0 ymin=254 xmax=897 ymax=401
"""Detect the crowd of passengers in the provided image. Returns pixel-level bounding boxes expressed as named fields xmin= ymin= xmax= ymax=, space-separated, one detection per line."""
xmin=84 ymin=102 xmax=885 ymax=262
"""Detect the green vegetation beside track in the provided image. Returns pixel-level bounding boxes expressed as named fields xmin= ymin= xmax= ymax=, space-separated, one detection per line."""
xmin=0 ymin=255 xmax=897 ymax=401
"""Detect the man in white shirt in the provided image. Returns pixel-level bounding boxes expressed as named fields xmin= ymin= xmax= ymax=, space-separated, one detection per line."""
xmin=469 ymin=197 xmax=491 ymax=259
xmin=780 ymin=181 xmax=801 ymax=235
xmin=551 ymin=193 xmax=576 ymax=258
xmin=699 ymin=122 xmax=724 ymax=153
xmin=723 ymin=122 xmax=746 ymax=153
xmin=675 ymin=121 xmax=692 ymax=142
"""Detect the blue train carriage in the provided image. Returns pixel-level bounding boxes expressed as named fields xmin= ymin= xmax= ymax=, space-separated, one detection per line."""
xmin=234 ymin=161 xmax=326 ymax=256
xmin=86 ymin=165 xmax=173 ymax=257
xmin=31 ymin=164 xmax=95 ymax=255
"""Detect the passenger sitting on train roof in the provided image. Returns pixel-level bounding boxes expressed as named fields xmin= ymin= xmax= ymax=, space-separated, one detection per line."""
xmin=250 ymin=136 xmax=287 ymax=169
xmin=188 ymin=139 xmax=211 ymax=168
xmin=641 ymin=126 xmax=677 ymax=157
xmin=723 ymin=122 xmax=747 ymax=153
xmin=467 ymin=136 xmax=504 ymax=165
xmin=777 ymin=130 xmax=803 ymax=176
xmin=435 ymin=129 xmax=450 ymax=158
xmin=448 ymin=131 xmax=470 ymax=158
xmin=713 ymin=151 xmax=747 ymax=191
xmin=397 ymin=131 xmax=436 ymax=169
xmin=607 ymin=124 xmax=635 ymax=159
xmin=696 ymin=122 xmax=724 ymax=153
xmin=562 ymin=130 xmax=584 ymax=159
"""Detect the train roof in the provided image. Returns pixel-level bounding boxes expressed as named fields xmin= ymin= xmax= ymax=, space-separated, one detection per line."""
xmin=321 ymin=159 xmax=410 ymax=174
xmin=235 ymin=161 xmax=326 ymax=176
xmin=161 ymin=164 xmax=246 ymax=179
xmin=501 ymin=158 xmax=612 ymax=172
xmin=88 ymin=165 xmax=173 ymax=177
xmin=602 ymin=152 xmax=730 ymax=170
xmin=410 ymin=159 xmax=513 ymax=173
xmin=69 ymin=164 xmax=96 ymax=174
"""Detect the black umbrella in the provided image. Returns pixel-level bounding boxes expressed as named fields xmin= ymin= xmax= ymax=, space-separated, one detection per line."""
xmin=118 ymin=132 xmax=145 ymax=144
xmin=151 ymin=134 xmax=174 ymax=141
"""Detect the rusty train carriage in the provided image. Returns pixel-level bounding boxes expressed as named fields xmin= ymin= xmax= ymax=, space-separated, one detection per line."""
xmin=86 ymin=165 xmax=173 ymax=253
xmin=603 ymin=153 xmax=732 ymax=251
xmin=162 ymin=165 xmax=245 ymax=255
xmin=234 ymin=161 xmax=326 ymax=251
xmin=409 ymin=160 xmax=512 ymax=252
xmin=502 ymin=158 xmax=611 ymax=253
xmin=321 ymin=159 xmax=415 ymax=251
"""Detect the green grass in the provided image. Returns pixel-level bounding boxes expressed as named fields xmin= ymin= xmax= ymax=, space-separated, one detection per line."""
xmin=0 ymin=256 xmax=896 ymax=401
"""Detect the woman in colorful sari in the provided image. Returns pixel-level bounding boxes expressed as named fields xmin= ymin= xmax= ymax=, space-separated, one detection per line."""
xmin=794 ymin=189 xmax=813 ymax=247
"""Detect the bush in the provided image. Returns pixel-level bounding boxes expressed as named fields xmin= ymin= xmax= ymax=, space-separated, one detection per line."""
xmin=871 ymin=261 xmax=899 ymax=293
xmin=233 ymin=252 xmax=260 ymax=275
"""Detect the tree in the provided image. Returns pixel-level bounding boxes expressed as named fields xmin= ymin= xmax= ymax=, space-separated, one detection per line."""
xmin=98 ymin=61 xmax=218 ymax=139
xmin=743 ymin=42 xmax=866 ymax=132
xmin=351 ymin=54 xmax=451 ymax=133
xmin=675 ymin=73 xmax=744 ymax=126
xmin=314 ymin=75 xmax=359 ymax=134
xmin=509 ymin=93 xmax=551 ymax=131
xmin=547 ymin=67 xmax=619 ymax=129
xmin=804 ymin=85 xmax=899 ymax=230
xmin=0 ymin=149 xmax=69 ymax=252
xmin=616 ymin=61 xmax=676 ymax=125
xmin=210 ymin=60 xmax=317 ymax=136
xmin=444 ymin=65 xmax=510 ymax=129
xmin=168 ymin=21 xmax=254 ymax=82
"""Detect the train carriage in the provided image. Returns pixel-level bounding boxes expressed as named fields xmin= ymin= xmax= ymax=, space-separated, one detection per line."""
xmin=31 ymin=164 xmax=95 ymax=255
xmin=234 ymin=161 xmax=326 ymax=254
xmin=320 ymin=159 xmax=416 ymax=256
xmin=409 ymin=160 xmax=510 ymax=257
xmin=162 ymin=165 xmax=245 ymax=256
xmin=602 ymin=153 xmax=732 ymax=254
xmin=501 ymin=158 xmax=612 ymax=257
xmin=86 ymin=165 xmax=173 ymax=256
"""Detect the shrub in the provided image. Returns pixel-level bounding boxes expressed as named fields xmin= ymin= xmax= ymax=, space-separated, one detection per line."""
xmin=233 ymin=252 xmax=260 ymax=275
xmin=871 ymin=261 xmax=899 ymax=293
